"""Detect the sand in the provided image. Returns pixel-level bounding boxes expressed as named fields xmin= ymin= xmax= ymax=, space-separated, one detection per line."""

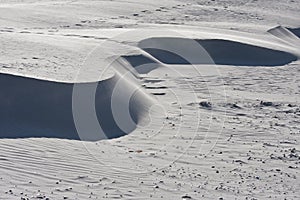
xmin=0 ymin=0 xmax=299 ymax=199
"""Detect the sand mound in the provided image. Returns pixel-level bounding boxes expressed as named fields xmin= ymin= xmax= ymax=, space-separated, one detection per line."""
xmin=0 ymin=30 xmax=298 ymax=141
xmin=0 ymin=58 xmax=156 ymax=141
xmin=139 ymin=38 xmax=297 ymax=66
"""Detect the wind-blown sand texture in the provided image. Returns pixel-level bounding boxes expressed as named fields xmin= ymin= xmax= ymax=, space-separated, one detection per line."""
xmin=0 ymin=1 xmax=299 ymax=199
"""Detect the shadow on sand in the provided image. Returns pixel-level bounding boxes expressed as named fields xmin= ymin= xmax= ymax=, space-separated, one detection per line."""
xmin=139 ymin=38 xmax=297 ymax=66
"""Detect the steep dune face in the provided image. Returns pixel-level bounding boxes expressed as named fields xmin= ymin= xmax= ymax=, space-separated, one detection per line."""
xmin=1 ymin=0 xmax=300 ymax=199
xmin=268 ymin=26 xmax=300 ymax=50
xmin=0 ymin=33 xmax=298 ymax=140
xmin=0 ymin=74 xmax=77 ymax=139
xmin=0 ymin=58 xmax=156 ymax=141
xmin=122 ymin=54 xmax=161 ymax=74
xmin=288 ymin=28 xmax=300 ymax=38
xmin=140 ymin=37 xmax=298 ymax=66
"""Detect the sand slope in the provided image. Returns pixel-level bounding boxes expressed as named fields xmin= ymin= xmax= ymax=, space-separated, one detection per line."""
xmin=0 ymin=1 xmax=299 ymax=200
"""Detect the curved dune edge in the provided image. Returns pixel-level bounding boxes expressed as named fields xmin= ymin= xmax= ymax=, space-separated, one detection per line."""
xmin=0 ymin=57 xmax=158 ymax=141
xmin=139 ymin=37 xmax=298 ymax=66
xmin=0 ymin=30 xmax=299 ymax=141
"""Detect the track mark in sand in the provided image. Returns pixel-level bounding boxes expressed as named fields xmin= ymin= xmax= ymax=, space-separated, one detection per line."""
xmin=143 ymin=79 xmax=164 ymax=83
xmin=0 ymin=29 xmax=14 ymax=33
xmin=140 ymin=38 xmax=297 ymax=66
xmin=0 ymin=63 xmax=12 ymax=69
xmin=14 ymin=30 xmax=108 ymax=41
xmin=143 ymin=85 xmax=167 ymax=89
xmin=151 ymin=92 xmax=166 ymax=96
xmin=63 ymin=34 xmax=107 ymax=40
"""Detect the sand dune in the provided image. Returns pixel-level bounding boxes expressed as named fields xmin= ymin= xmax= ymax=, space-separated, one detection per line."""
xmin=0 ymin=1 xmax=300 ymax=199
xmin=140 ymin=38 xmax=297 ymax=66
xmin=1 ymin=32 xmax=297 ymax=141
xmin=0 ymin=57 xmax=158 ymax=141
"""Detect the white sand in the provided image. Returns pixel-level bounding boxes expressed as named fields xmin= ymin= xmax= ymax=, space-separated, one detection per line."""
xmin=0 ymin=0 xmax=299 ymax=199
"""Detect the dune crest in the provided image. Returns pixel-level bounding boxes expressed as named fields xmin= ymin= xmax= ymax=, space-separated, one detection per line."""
xmin=0 ymin=57 xmax=158 ymax=141
xmin=140 ymin=37 xmax=297 ymax=66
